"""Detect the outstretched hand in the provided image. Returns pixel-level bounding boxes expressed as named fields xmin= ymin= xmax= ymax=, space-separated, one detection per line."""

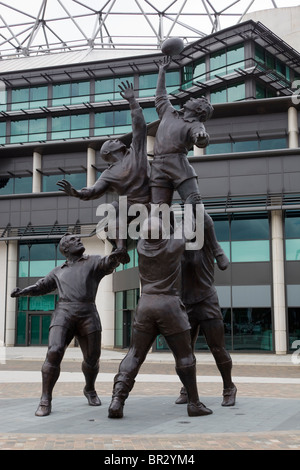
xmin=56 ymin=179 xmax=80 ymax=198
xmin=109 ymin=248 xmax=131 ymax=266
xmin=119 ymin=81 xmax=135 ymax=101
xmin=158 ymin=56 xmax=172 ymax=71
xmin=11 ymin=287 xmax=22 ymax=298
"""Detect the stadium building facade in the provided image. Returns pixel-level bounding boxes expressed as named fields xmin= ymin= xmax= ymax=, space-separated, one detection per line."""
xmin=0 ymin=19 xmax=299 ymax=354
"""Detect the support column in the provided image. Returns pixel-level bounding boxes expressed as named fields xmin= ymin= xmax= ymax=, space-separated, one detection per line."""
xmin=288 ymin=106 xmax=299 ymax=149
xmin=5 ymin=241 xmax=18 ymax=346
xmin=32 ymin=151 xmax=42 ymax=193
xmin=271 ymin=210 xmax=287 ymax=354
xmin=98 ymin=239 xmax=115 ymax=348
xmin=193 ymin=145 xmax=204 ymax=156
xmin=87 ymin=147 xmax=96 ymax=187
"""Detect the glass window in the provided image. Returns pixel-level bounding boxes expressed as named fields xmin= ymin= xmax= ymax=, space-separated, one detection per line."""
xmin=210 ymin=87 xmax=227 ymax=104
xmin=42 ymin=172 xmax=86 ymax=192
xmin=14 ymin=176 xmax=32 ymax=194
xmin=260 ymin=138 xmax=287 ymax=150
xmin=11 ymin=120 xmax=28 ymax=143
xmin=11 ymin=119 xmax=47 ymax=143
xmin=142 ymin=107 xmax=157 ymax=124
xmin=70 ymin=114 xmax=90 ymax=138
xmin=139 ymin=73 xmax=157 ymax=97
xmin=94 ymin=76 xmax=133 ymax=102
xmin=285 ymin=211 xmax=300 ymax=261
xmin=16 ymin=311 xmax=27 ymax=345
xmin=206 ymin=142 xmax=231 ymax=154
xmin=210 ymin=48 xmax=226 ymax=78
xmin=30 ymin=86 xmax=48 ymax=109
xmin=231 ymin=240 xmax=270 ymax=262
xmin=231 ymin=214 xmax=269 ymax=240
xmin=53 ymin=81 xmax=90 ymax=106
xmin=194 ymin=59 xmax=206 ymax=82
xmin=52 ymin=115 xmax=70 ymax=140
xmin=11 ymin=88 xmax=29 ymax=110
xmin=52 ymin=83 xmax=70 ymax=106
xmin=232 ymin=140 xmax=259 ymax=152
xmin=227 ymin=44 xmax=244 ymax=74
xmin=0 ymin=121 xmax=5 ymax=144
xmin=231 ymin=307 xmax=272 ymax=351
xmin=28 ymin=118 xmax=47 ymax=142
xmin=227 ymin=82 xmax=245 ymax=102
xmin=29 ymin=295 xmax=56 ymax=311
xmin=114 ymin=109 xmax=131 ymax=133
xmin=94 ymin=111 xmax=114 ymax=136
xmin=70 ymin=81 xmax=90 ymax=104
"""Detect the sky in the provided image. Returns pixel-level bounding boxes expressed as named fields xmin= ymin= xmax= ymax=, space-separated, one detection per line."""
xmin=0 ymin=0 xmax=299 ymax=56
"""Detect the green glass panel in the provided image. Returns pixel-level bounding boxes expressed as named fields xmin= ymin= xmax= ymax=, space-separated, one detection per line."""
xmin=70 ymin=114 xmax=90 ymax=138
xmin=231 ymin=240 xmax=270 ymax=262
xmin=19 ymin=261 xmax=29 ymax=277
xmin=232 ymin=140 xmax=259 ymax=152
xmin=64 ymin=172 xmax=86 ymax=189
xmin=42 ymin=315 xmax=51 ymax=345
xmin=213 ymin=217 xmax=230 ymax=241
xmin=30 ymin=86 xmax=48 ymax=109
xmin=260 ymin=138 xmax=287 ymax=150
xmin=227 ymin=44 xmax=244 ymax=70
xmin=94 ymin=78 xmax=115 ymax=102
xmin=19 ymin=244 xmax=29 ymax=261
xmin=142 ymin=107 xmax=157 ymax=124
xmin=285 ymin=240 xmax=300 ymax=261
xmin=285 ymin=213 xmax=300 ymax=238
xmin=42 ymin=174 xmax=61 ymax=192
xmin=231 ymin=216 xmax=269 ymax=240
xmin=139 ymin=73 xmax=157 ymax=97
xmin=10 ymin=120 xmax=28 ymax=143
xmin=11 ymin=88 xmax=29 ymax=110
xmin=115 ymin=291 xmax=124 ymax=311
xmin=52 ymin=115 xmax=70 ymax=139
xmin=218 ymin=241 xmax=230 ymax=261
xmin=193 ymin=59 xmax=206 ymax=81
xmin=227 ymin=82 xmax=245 ymax=102
xmin=94 ymin=111 xmax=114 ymax=135
xmin=14 ymin=176 xmax=32 ymax=194
xmin=0 ymin=121 xmax=5 ymax=144
xmin=210 ymin=87 xmax=227 ymax=104
xmin=71 ymin=81 xmax=90 ymax=104
xmin=29 ymin=295 xmax=56 ymax=311
xmin=16 ymin=311 xmax=26 ymax=345
xmin=18 ymin=297 xmax=28 ymax=311
xmin=30 ymin=315 xmax=40 ymax=345
xmin=28 ymin=118 xmax=47 ymax=142
xmin=0 ymin=177 xmax=13 ymax=195
xmin=115 ymin=307 xmax=123 ymax=348
xmin=29 ymin=260 xmax=56 ymax=277
xmin=256 ymin=84 xmax=266 ymax=99
xmin=52 ymin=83 xmax=71 ymax=106
xmin=115 ymin=109 xmax=131 ymax=133
xmin=30 ymin=243 xmax=56 ymax=260
xmin=206 ymin=142 xmax=231 ymax=154
xmin=210 ymin=49 xmax=226 ymax=78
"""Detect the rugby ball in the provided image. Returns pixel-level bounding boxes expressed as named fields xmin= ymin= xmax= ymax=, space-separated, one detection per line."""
xmin=161 ymin=37 xmax=184 ymax=56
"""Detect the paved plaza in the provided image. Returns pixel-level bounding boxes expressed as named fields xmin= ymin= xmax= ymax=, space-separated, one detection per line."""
xmin=0 ymin=347 xmax=300 ymax=451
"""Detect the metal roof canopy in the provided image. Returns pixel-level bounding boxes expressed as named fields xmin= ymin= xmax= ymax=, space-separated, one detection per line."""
xmin=0 ymin=0 xmax=296 ymax=59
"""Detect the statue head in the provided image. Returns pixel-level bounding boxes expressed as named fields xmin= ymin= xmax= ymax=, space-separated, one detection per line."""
xmin=59 ymin=233 xmax=85 ymax=258
xmin=99 ymin=139 xmax=127 ymax=163
xmin=183 ymin=97 xmax=214 ymax=122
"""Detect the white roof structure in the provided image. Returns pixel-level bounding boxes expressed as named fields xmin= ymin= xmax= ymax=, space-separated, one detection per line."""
xmin=0 ymin=0 xmax=299 ymax=60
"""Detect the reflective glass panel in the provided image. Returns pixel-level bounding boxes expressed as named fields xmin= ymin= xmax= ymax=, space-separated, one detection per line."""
xmin=28 ymin=118 xmax=47 ymax=142
xmin=231 ymin=240 xmax=270 ymax=262
xmin=232 ymin=308 xmax=272 ymax=350
xmin=70 ymin=114 xmax=90 ymax=138
xmin=14 ymin=176 xmax=32 ymax=194
xmin=0 ymin=121 xmax=5 ymax=144
xmin=52 ymin=83 xmax=70 ymax=106
xmin=285 ymin=240 xmax=300 ymax=261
